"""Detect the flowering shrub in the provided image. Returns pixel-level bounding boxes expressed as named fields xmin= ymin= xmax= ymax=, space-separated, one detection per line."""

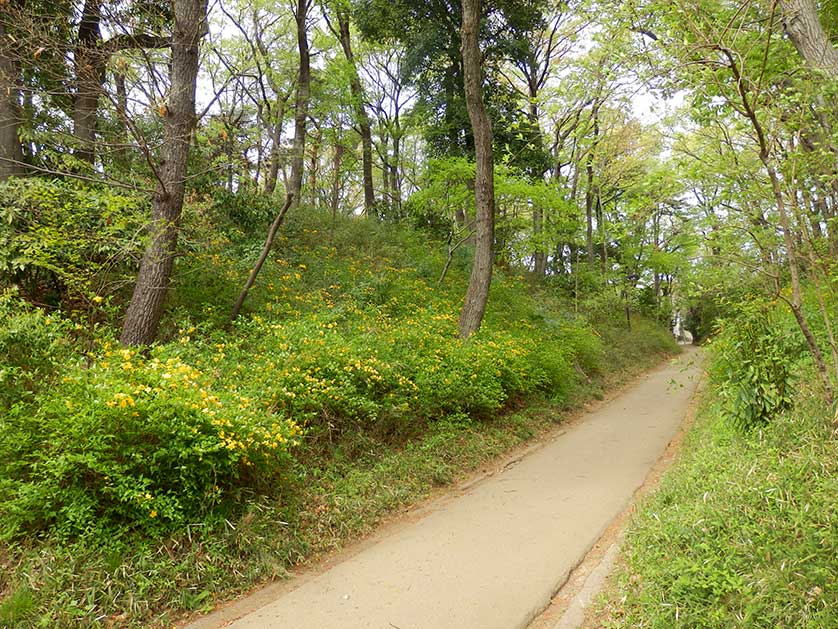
xmin=0 ymin=289 xmax=72 ymax=409
xmin=185 ymin=307 xmax=584 ymax=444
xmin=0 ymin=343 xmax=300 ymax=540
xmin=0 ymin=211 xmax=640 ymax=544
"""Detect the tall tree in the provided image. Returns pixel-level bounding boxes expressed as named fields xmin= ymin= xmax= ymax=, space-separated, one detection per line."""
xmin=288 ymin=0 xmax=312 ymax=208
xmin=72 ymin=0 xmax=102 ymax=164
xmin=120 ymin=0 xmax=207 ymax=345
xmin=629 ymin=0 xmax=837 ymax=397
xmin=362 ymin=44 xmax=414 ymax=214
xmin=324 ymin=1 xmax=375 ymax=213
xmin=354 ymin=0 xmax=546 ymax=159
xmin=213 ymin=1 xmax=297 ymax=195
xmin=0 ymin=0 xmax=25 ymax=180
xmin=778 ymin=0 xmax=838 ymax=76
xmin=500 ymin=2 xmax=580 ymax=274
xmin=71 ymin=1 xmax=170 ymax=166
xmin=459 ymin=0 xmax=495 ymax=339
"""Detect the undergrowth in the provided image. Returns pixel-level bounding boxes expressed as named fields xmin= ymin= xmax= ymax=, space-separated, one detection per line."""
xmin=599 ymin=376 xmax=837 ymax=628
xmin=0 ymin=208 xmax=678 ymax=627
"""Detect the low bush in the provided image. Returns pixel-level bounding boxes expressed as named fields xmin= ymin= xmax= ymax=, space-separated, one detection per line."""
xmin=206 ymin=188 xmax=279 ymax=237
xmin=0 ymin=178 xmax=147 ymax=304
xmin=0 ymin=343 xmax=300 ymax=541
xmin=709 ymin=300 xmax=796 ymax=430
xmin=0 ymin=289 xmax=73 ymax=409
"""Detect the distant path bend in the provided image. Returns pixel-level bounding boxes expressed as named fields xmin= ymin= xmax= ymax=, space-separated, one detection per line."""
xmin=191 ymin=348 xmax=704 ymax=629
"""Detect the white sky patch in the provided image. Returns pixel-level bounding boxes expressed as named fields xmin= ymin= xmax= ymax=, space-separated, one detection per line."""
xmin=631 ymin=88 xmax=685 ymax=125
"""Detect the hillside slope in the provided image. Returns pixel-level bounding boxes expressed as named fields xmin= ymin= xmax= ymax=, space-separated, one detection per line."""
xmin=0 ymin=210 xmax=678 ymax=627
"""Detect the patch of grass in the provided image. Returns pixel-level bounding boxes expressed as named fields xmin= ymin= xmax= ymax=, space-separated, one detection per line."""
xmin=597 ymin=377 xmax=838 ymax=628
xmin=0 ymin=586 xmax=35 ymax=627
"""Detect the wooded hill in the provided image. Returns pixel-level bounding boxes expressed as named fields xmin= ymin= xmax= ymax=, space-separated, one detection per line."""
xmin=0 ymin=0 xmax=836 ymax=625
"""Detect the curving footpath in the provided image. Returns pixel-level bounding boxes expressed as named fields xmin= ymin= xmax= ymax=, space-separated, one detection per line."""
xmin=189 ymin=348 xmax=703 ymax=629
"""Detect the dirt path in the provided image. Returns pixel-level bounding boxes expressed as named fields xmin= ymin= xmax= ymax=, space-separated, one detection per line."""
xmin=189 ymin=348 xmax=703 ymax=629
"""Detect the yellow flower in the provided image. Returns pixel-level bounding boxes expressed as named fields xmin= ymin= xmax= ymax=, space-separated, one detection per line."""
xmin=118 ymin=395 xmax=135 ymax=408
xmin=149 ymin=510 xmax=157 ymax=518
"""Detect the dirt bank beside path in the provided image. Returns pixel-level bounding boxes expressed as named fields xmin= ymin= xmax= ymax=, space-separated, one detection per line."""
xmin=189 ymin=348 xmax=704 ymax=629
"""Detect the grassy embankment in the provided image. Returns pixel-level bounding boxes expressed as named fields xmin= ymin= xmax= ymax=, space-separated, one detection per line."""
xmin=0 ymin=209 xmax=678 ymax=627
xmin=594 ymin=338 xmax=837 ymax=627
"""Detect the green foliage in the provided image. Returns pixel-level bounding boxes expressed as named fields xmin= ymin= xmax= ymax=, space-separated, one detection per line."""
xmin=0 ymin=343 xmax=300 ymax=541
xmin=406 ymin=157 xmax=476 ymax=234
xmin=605 ymin=382 xmax=837 ymax=628
xmin=407 ymin=157 xmax=575 ymax=259
xmin=710 ymin=301 xmax=795 ymax=430
xmin=207 ymin=188 xmax=280 ymax=236
xmin=0 ymin=586 xmax=35 ymax=627
xmin=353 ymin=0 xmax=550 ymax=159
xmin=0 ymin=289 xmax=72 ymax=410
xmin=0 ymin=205 xmax=680 ymax=625
xmin=684 ymin=296 xmax=723 ymax=344
xmin=0 ymin=177 xmax=147 ymax=305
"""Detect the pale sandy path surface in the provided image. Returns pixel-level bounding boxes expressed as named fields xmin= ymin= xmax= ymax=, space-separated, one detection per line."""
xmin=188 ymin=348 xmax=703 ymax=629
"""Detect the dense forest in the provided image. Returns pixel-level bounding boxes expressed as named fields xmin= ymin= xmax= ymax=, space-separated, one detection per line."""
xmin=0 ymin=0 xmax=836 ymax=626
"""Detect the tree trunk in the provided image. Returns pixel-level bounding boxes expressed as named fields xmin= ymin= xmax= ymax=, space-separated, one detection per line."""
xmin=0 ymin=16 xmax=23 ymax=181
xmin=779 ymin=0 xmax=838 ymax=205
xmin=230 ymin=193 xmax=294 ymax=323
xmin=73 ymin=8 xmax=169 ymax=168
xmin=533 ymin=206 xmax=546 ymax=275
xmin=120 ymin=0 xmax=207 ymax=346
xmin=335 ymin=9 xmax=375 ymax=214
xmin=73 ymin=0 xmax=103 ymax=165
xmin=458 ymin=0 xmax=494 ymax=340
xmin=529 ymin=84 xmax=546 ymax=277
xmin=288 ymin=0 xmax=311 ymax=209
xmin=779 ymin=0 xmax=838 ymax=76
xmin=380 ymin=132 xmax=391 ymax=210
xmin=766 ymin=161 xmax=833 ymax=401
xmin=308 ymin=123 xmax=320 ymax=205
xmin=719 ymin=44 xmax=834 ymax=400
xmin=114 ymin=70 xmax=129 ymax=165
xmin=391 ymin=128 xmax=401 ymax=211
xmin=597 ymin=192 xmax=606 ymax=272
xmin=225 ymin=124 xmax=234 ymax=191
xmin=813 ymin=190 xmax=838 ymax=255
xmin=584 ymin=160 xmax=596 ymax=265
xmin=331 ymin=142 xmax=344 ymax=215
xmin=264 ymin=94 xmax=287 ymax=195
xmin=583 ymin=105 xmax=601 ymax=267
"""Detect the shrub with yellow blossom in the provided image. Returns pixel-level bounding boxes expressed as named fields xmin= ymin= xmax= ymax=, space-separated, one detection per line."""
xmin=0 ymin=343 xmax=300 ymax=540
